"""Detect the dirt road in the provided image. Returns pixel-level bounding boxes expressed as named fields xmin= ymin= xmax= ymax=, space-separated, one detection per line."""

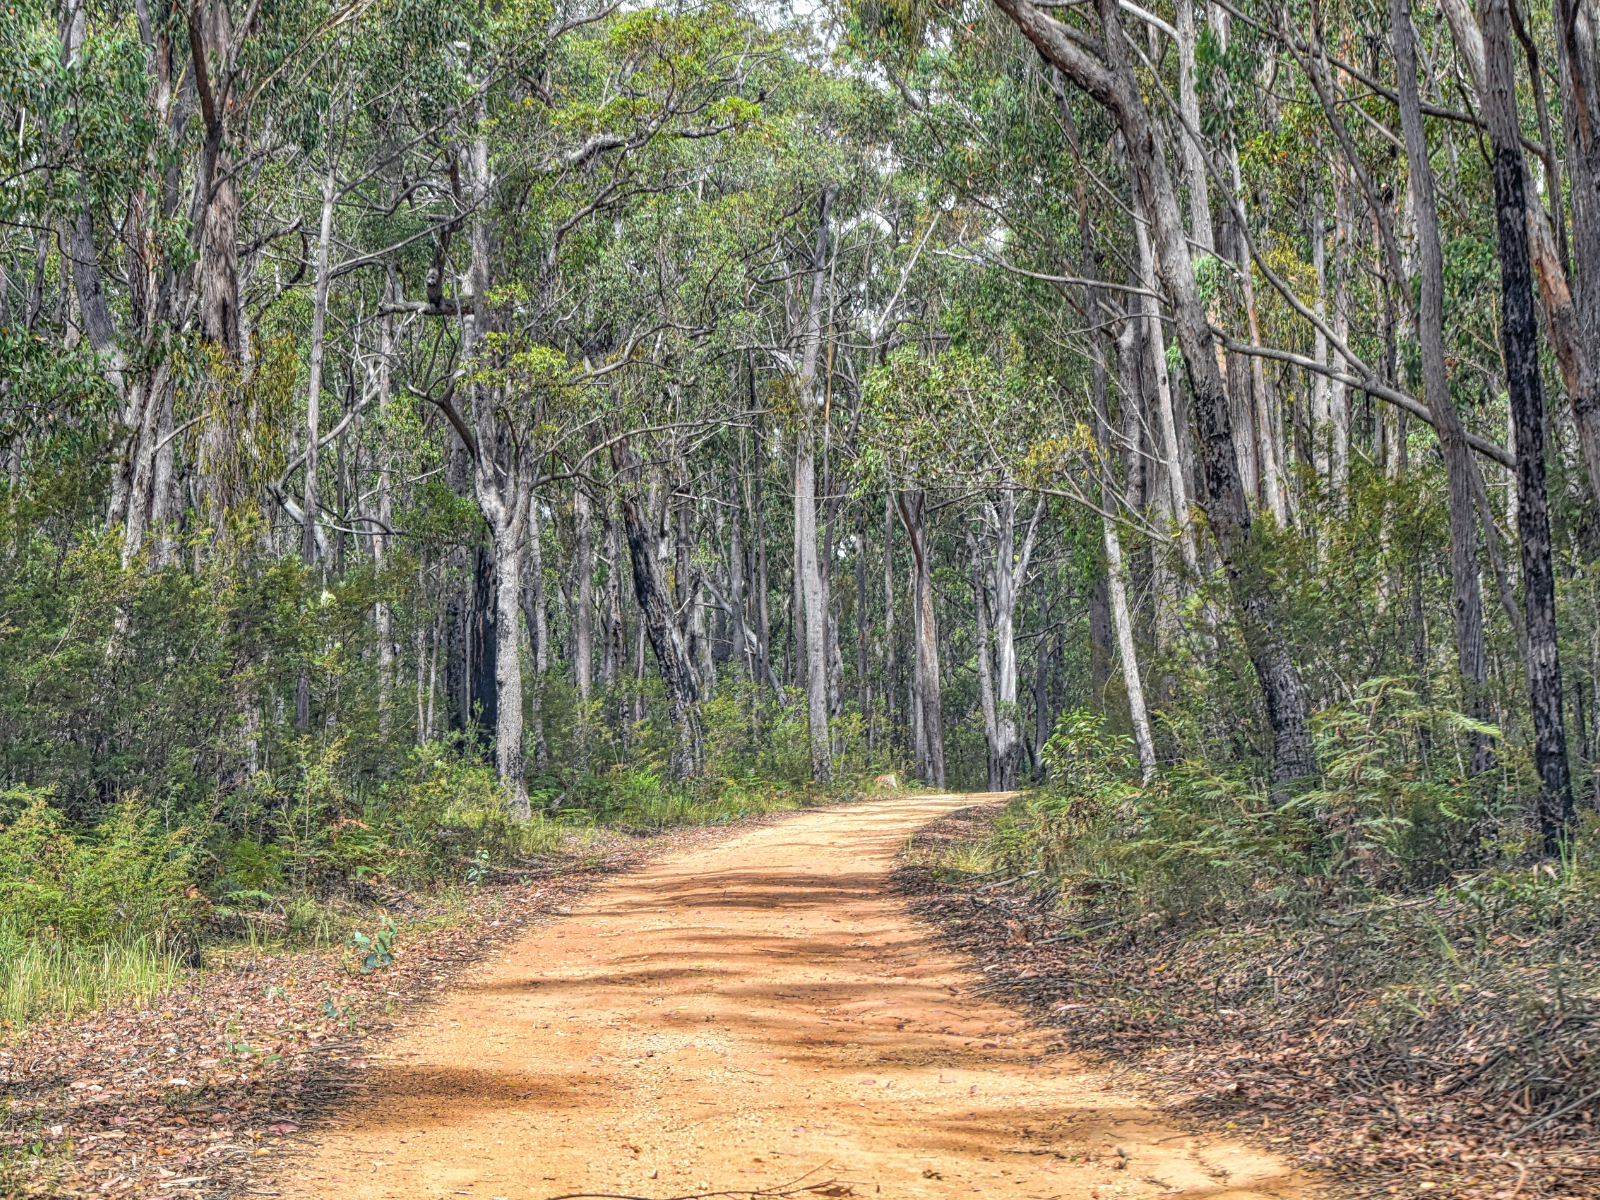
xmin=283 ymin=795 xmax=1307 ymax=1200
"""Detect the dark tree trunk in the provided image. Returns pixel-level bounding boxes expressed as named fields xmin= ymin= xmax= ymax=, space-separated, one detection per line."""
xmin=614 ymin=444 xmax=701 ymax=779
xmin=1088 ymin=576 xmax=1113 ymax=709
xmin=1484 ymin=0 xmax=1576 ymax=850
xmin=469 ymin=545 xmax=498 ymax=751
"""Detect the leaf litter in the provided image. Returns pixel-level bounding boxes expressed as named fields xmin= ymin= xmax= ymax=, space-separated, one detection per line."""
xmin=896 ymin=804 xmax=1600 ymax=1199
xmin=0 ymin=822 xmax=766 ymax=1199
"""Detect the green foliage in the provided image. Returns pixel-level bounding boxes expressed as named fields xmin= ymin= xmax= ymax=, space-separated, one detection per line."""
xmin=349 ymin=919 xmax=398 ymax=973
xmin=971 ymin=682 xmax=1523 ymax=932
xmin=0 ymin=924 xmax=182 ymax=1029
xmin=0 ymin=791 xmax=201 ymax=945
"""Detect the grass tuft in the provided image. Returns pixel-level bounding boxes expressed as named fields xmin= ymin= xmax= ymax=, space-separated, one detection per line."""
xmin=0 ymin=925 xmax=182 ymax=1029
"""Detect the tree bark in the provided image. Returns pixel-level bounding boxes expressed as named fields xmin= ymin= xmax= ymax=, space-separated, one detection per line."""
xmin=1441 ymin=0 xmax=1600 ymax=513
xmin=728 ymin=469 xmax=751 ymax=682
xmin=992 ymin=0 xmax=1318 ymax=786
xmin=374 ymin=278 xmax=397 ymax=740
xmin=574 ymin=487 xmax=594 ymax=700
xmin=795 ymin=187 xmax=836 ymax=782
xmin=1554 ymin=0 xmax=1600 ymax=512
xmin=1174 ymin=0 xmax=1215 ymax=254
xmin=1482 ymin=0 xmax=1576 ymax=850
xmin=1102 ymin=309 xmax=1157 ymax=779
xmin=986 ymin=493 xmax=1044 ymax=789
xmin=618 ymin=482 xmax=702 ymax=779
xmin=461 ymin=94 xmax=531 ymax=819
xmin=1391 ymin=0 xmax=1492 ymax=773
xmin=972 ymin=533 xmax=1000 ymax=791
xmin=295 ymin=154 xmax=336 ymax=734
xmin=1133 ymin=204 xmax=1198 ymax=572
xmin=898 ymin=488 xmax=945 ymax=787
xmin=884 ymin=489 xmax=897 ymax=735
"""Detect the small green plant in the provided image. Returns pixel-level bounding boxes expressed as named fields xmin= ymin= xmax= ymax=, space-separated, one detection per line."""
xmin=349 ymin=918 xmax=397 ymax=973
xmin=465 ymin=848 xmax=491 ymax=886
xmin=0 ymin=922 xmax=183 ymax=1028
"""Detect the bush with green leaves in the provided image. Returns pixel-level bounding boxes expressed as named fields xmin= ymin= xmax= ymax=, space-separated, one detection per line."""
xmin=0 ymin=788 xmax=203 ymax=945
xmin=967 ymin=684 xmax=1522 ymax=930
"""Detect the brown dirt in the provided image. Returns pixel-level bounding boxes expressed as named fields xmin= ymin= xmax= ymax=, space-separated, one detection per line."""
xmin=281 ymin=795 xmax=1314 ymax=1200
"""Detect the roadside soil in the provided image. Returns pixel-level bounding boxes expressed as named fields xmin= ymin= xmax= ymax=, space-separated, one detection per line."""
xmin=281 ymin=794 xmax=1309 ymax=1200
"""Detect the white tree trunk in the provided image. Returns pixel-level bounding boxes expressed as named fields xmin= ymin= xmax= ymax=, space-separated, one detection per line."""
xmin=1175 ymin=0 xmax=1215 ymax=253
xmin=574 ymin=488 xmax=594 ymax=700
xmin=1102 ymin=516 xmax=1156 ymax=781
xmin=375 ymin=289 xmax=395 ymax=740
xmin=1133 ymin=209 xmax=1198 ymax=572
xmin=794 ymin=189 xmax=835 ymax=782
xmin=971 ymin=533 xmax=1000 ymax=790
xmin=492 ymin=521 xmax=530 ymax=820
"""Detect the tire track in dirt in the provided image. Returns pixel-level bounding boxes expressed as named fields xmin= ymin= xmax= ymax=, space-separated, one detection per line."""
xmin=280 ymin=795 xmax=1311 ymax=1200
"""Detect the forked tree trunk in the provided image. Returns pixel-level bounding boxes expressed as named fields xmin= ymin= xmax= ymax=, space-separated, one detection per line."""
xmin=619 ymin=485 xmax=702 ymax=779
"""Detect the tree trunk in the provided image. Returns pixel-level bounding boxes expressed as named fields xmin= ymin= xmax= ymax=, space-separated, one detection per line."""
xmin=375 ymin=285 xmax=396 ymax=741
xmin=468 ymin=546 xmax=499 ymax=746
xmin=884 ymin=489 xmax=897 ymax=735
xmin=1033 ymin=629 xmax=1053 ymax=778
xmin=574 ymin=487 xmax=594 ymax=700
xmin=727 ymin=470 xmax=751 ymax=682
xmin=524 ymin=503 xmax=548 ymax=772
xmin=603 ymin=510 xmax=625 ymax=688
xmin=1102 ymin=312 xmax=1157 ymax=779
xmin=1391 ymin=0 xmax=1492 ymax=773
xmin=619 ymin=487 xmax=702 ymax=779
xmin=1133 ymin=206 xmax=1198 ymax=572
xmin=898 ymin=488 xmax=945 ymax=787
xmin=1174 ymin=0 xmax=1214 ymax=254
xmin=971 ymin=533 xmax=1000 ymax=791
xmin=1483 ymin=0 xmax=1576 ymax=849
xmin=1555 ymin=0 xmax=1600 ymax=512
xmin=461 ymin=97 xmax=532 ymax=816
xmin=990 ymin=494 xmax=1044 ymax=789
xmin=794 ymin=187 xmax=836 ymax=782
xmin=1311 ymin=185 xmax=1330 ymax=488
xmin=1330 ymin=159 xmax=1351 ymax=510
xmin=856 ymin=504 xmax=870 ymax=722
xmin=1441 ymin=0 xmax=1600 ymax=514
xmin=490 ymin=519 xmax=529 ymax=819
xmin=993 ymin=0 xmax=1317 ymax=786
xmin=294 ymin=158 xmax=336 ymax=732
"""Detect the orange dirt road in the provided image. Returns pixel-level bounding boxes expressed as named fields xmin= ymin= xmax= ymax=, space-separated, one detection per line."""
xmin=284 ymin=795 xmax=1309 ymax=1200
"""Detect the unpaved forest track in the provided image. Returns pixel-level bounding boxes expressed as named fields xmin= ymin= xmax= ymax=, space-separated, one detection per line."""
xmin=282 ymin=795 xmax=1308 ymax=1200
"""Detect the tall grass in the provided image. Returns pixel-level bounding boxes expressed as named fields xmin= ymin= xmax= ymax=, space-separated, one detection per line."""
xmin=0 ymin=924 xmax=183 ymax=1029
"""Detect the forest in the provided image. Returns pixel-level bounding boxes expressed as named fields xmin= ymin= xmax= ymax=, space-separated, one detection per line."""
xmin=4 ymin=0 xmax=1600 ymax=1190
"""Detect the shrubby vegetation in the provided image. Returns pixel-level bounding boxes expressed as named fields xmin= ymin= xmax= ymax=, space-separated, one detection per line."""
xmin=4 ymin=0 xmax=1600 ymax=1066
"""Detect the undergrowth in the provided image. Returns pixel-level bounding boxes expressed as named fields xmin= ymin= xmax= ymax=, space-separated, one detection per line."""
xmin=921 ymin=681 xmax=1600 ymax=1175
xmin=0 ymin=707 xmax=888 ymax=1029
